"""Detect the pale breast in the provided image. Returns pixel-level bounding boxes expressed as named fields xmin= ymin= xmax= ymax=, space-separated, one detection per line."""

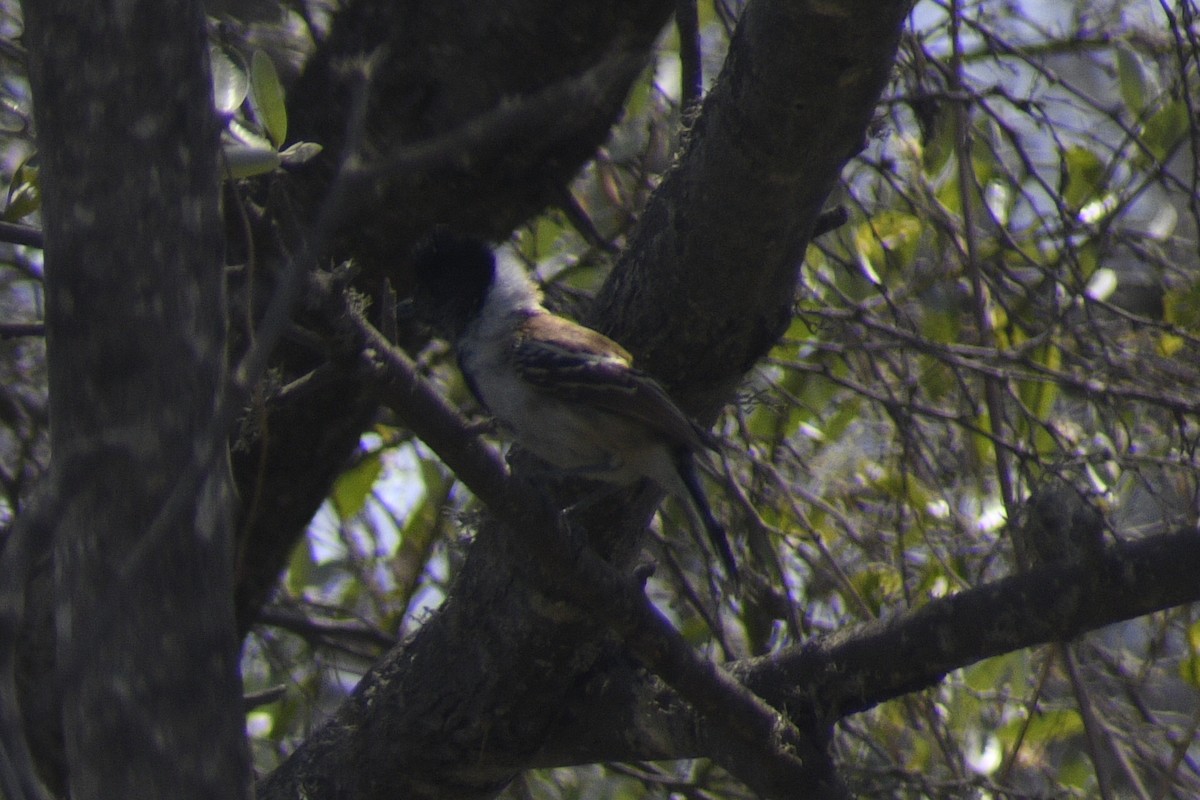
xmin=459 ymin=312 xmax=657 ymax=484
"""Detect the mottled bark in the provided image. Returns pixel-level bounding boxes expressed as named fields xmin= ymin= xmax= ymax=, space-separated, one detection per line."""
xmin=286 ymin=0 xmax=675 ymax=273
xmin=533 ymin=526 xmax=1200 ymax=765
xmin=593 ymin=0 xmax=909 ymax=408
xmin=259 ymin=1 xmax=910 ymax=798
xmin=20 ymin=0 xmax=251 ymax=797
xmin=231 ymin=0 xmax=676 ymax=631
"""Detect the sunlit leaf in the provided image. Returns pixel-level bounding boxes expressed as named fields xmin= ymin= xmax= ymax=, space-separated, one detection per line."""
xmin=284 ymin=536 xmax=315 ymax=596
xmin=623 ymin=61 xmax=655 ymax=119
xmin=999 ymin=708 xmax=1084 ymax=749
xmin=332 ymin=450 xmax=384 ymax=520
xmin=1144 ymin=201 xmax=1178 ymax=241
xmin=970 ymin=116 xmax=1003 ymax=187
xmin=1142 ymin=99 xmax=1188 ymax=164
xmin=279 ymin=141 xmax=323 ymax=166
xmin=854 ymin=210 xmax=923 ymax=280
xmin=1158 ymin=333 xmax=1185 ymax=357
xmin=921 ymin=104 xmax=957 ymax=178
xmin=1180 ymin=623 xmax=1200 ymax=690
xmin=1063 ymin=145 xmax=1104 ymax=211
xmin=1057 ymin=754 xmax=1094 ymax=790
xmin=250 ymin=50 xmax=288 ymax=147
xmin=983 ymin=179 xmax=1010 ymax=226
xmin=222 ymin=143 xmax=282 ymax=178
xmin=1084 ymin=268 xmax=1117 ymax=303
xmin=964 ymin=653 xmax=1023 ymax=693
xmin=1164 ymin=283 xmax=1200 ymax=331
xmin=4 ymin=155 xmax=40 ymax=222
xmin=0 ymin=95 xmax=27 ymax=133
xmin=1115 ymin=44 xmax=1150 ymax=117
xmin=849 ymin=563 xmax=902 ymax=616
xmin=1179 ymin=655 xmax=1200 ymax=688
xmin=210 ymin=45 xmax=248 ymax=114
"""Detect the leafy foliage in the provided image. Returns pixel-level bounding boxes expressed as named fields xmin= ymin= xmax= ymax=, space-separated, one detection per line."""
xmin=2 ymin=0 xmax=1200 ymax=798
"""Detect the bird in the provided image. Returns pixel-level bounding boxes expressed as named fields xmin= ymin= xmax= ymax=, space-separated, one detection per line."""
xmin=410 ymin=229 xmax=737 ymax=580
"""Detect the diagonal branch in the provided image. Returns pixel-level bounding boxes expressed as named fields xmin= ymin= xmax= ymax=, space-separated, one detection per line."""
xmin=231 ymin=0 xmax=675 ymax=631
xmin=261 ymin=1 xmax=915 ymax=797
xmin=334 ymin=288 xmax=847 ymax=799
xmin=0 ymin=222 xmax=43 ymax=250
xmin=762 ymin=528 xmax=1200 ymax=720
xmin=336 ymin=50 xmax=649 ymax=227
xmin=530 ymin=528 xmax=1200 ymax=766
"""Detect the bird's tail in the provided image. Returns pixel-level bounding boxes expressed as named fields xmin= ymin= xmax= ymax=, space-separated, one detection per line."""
xmin=673 ymin=450 xmax=738 ymax=582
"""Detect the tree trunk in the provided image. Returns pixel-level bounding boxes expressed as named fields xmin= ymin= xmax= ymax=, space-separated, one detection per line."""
xmin=20 ymin=0 xmax=252 ymax=796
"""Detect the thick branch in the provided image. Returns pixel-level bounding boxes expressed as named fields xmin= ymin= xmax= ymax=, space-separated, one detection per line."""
xmin=592 ymin=0 xmax=911 ymax=412
xmin=761 ymin=529 xmax=1200 ymax=719
xmin=257 ymin=278 xmax=844 ymax=799
xmin=231 ymin=0 xmax=674 ymax=630
xmin=259 ymin=1 xmax=912 ymax=797
xmin=287 ymin=0 xmax=674 ymax=272
xmin=529 ymin=528 xmax=1200 ymax=765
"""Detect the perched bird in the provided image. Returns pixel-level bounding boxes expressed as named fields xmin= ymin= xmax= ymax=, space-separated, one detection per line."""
xmin=411 ymin=230 xmax=736 ymax=579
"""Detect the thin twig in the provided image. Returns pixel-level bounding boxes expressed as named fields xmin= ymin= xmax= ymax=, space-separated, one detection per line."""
xmin=676 ymin=0 xmax=703 ymax=112
xmin=0 ymin=222 xmax=43 ymax=250
xmin=0 ymin=323 xmax=43 ymax=339
xmin=949 ymin=0 xmax=1017 ymax=518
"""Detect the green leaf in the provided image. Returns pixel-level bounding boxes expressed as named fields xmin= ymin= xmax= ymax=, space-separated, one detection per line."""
xmin=849 ymin=563 xmax=902 ymax=616
xmin=970 ymin=116 xmax=1003 ymax=187
xmin=221 ymin=143 xmax=282 ymax=178
xmin=1018 ymin=343 xmax=1060 ymax=424
xmin=250 ymin=50 xmax=287 ymax=147
xmin=1181 ymin=621 xmax=1200 ymax=688
xmin=918 ymin=360 xmax=954 ymax=402
xmin=4 ymin=155 xmax=40 ymax=222
xmin=622 ymin=61 xmax=655 ymax=119
xmin=1142 ymin=99 xmax=1188 ymax=164
xmin=809 ymin=380 xmax=858 ymax=444
xmin=210 ymin=45 xmax=248 ymax=115
xmin=0 ymin=95 xmax=25 ymax=134
xmin=1179 ymin=655 xmax=1200 ymax=688
xmin=284 ymin=536 xmax=315 ymax=596
xmin=999 ymin=708 xmax=1084 ymax=749
xmin=1025 ymin=708 xmax=1085 ymax=744
xmin=1063 ymin=145 xmax=1104 ymax=211
xmin=332 ymin=450 xmax=383 ymax=520
xmin=1159 ymin=332 xmax=1185 ymax=357
xmin=920 ymin=308 xmax=960 ymax=344
xmin=278 ymin=141 xmax=323 ymax=166
xmin=1057 ymin=755 xmax=1094 ymax=790
xmin=964 ymin=653 xmax=1024 ymax=693
xmin=853 ymin=210 xmax=923 ymax=281
xmin=921 ymin=103 xmax=957 ymax=178
xmin=388 ymin=460 xmax=451 ymax=614
xmin=1115 ymin=44 xmax=1150 ymax=116
xmin=1164 ymin=282 xmax=1200 ymax=331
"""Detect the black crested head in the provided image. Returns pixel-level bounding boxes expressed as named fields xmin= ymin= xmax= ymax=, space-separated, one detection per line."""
xmin=411 ymin=229 xmax=496 ymax=341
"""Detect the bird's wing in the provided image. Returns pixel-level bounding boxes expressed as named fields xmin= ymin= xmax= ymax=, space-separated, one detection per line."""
xmin=513 ymin=312 xmax=711 ymax=451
